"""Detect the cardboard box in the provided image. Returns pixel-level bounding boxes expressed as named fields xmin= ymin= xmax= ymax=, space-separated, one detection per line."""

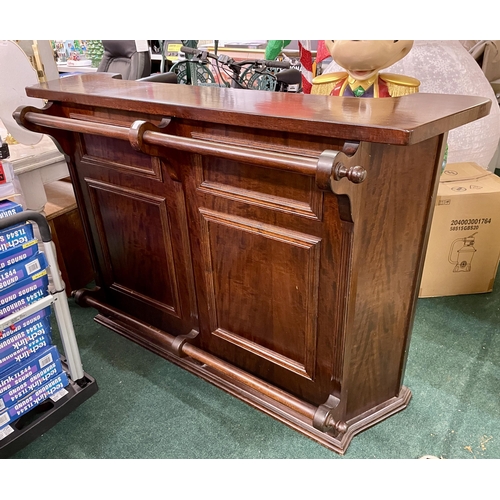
xmin=0 ymin=201 xmax=23 ymax=221
xmin=0 ymin=252 xmax=47 ymax=292
xmin=0 ymin=328 xmax=52 ymax=376
xmin=0 ymin=345 xmax=62 ymax=410
xmin=0 ymin=239 xmax=39 ymax=272
xmin=0 ymin=223 xmax=34 ymax=252
xmin=0 ymin=306 xmax=51 ymax=340
xmin=0 ymin=371 xmax=69 ymax=430
xmin=419 ymin=162 xmax=500 ymax=297
xmin=0 ymin=272 xmax=49 ymax=319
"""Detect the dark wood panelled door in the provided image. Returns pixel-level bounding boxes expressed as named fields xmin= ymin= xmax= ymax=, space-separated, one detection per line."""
xmin=75 ymin=134 xmax=198 ymax=337
xmin=183 ymin=152 xmax=353 ymax=406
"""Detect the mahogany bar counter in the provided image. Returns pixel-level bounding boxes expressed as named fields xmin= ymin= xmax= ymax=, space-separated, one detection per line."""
xmin=16 ymin=73 xmax=491 ymax=453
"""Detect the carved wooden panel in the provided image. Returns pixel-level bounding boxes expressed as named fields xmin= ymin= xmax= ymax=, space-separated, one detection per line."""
xmin=198 ymin=208 xmax=321 ymax=379
xmin=197 ymin=156 xmax=323 ymax=220
xmin=183 ymin=150 xmax=350 ymax=402
xmin=85 ymin=179 xmax=182 ymax=318
xmin=82 ymin=135 xmax=162 ymax=180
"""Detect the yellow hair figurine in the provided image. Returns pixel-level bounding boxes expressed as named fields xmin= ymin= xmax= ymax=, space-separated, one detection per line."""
xmin=312 ymin=40 xmax=420 ymax=97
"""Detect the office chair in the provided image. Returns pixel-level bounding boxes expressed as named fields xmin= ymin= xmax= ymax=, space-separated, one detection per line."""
xmin=97 ymin=40 xmax=152 ymax=80
xmin=97 ymin=40 xmax=178 ymax=83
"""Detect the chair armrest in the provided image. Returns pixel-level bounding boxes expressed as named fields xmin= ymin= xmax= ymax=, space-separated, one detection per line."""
xmin=137 ymin=72 xmax=178 ymax=84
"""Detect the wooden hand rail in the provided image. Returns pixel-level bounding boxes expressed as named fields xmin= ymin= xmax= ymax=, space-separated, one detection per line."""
xmin=21 ymin=111 xmax=320 ymax=176
xmin=19 ymin=108 xmax=365 ymax=198
xmin=23 ymin=111 xmax=131 ymax=141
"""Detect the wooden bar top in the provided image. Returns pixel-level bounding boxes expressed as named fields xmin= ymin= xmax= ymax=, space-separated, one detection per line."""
xmin=26 ymin=73 xmax=491 ymax=146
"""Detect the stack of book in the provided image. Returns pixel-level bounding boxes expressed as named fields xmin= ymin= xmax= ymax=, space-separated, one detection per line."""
xmin=0 ymin=200 xmax=69 ymax=438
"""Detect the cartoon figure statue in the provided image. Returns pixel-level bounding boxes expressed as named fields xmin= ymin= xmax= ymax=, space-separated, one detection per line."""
xmin=312 ymin=40 xmax=420 ymax=97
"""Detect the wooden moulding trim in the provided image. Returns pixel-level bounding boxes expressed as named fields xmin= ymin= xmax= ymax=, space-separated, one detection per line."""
xmin=23 ymin=112 xmax=322 ymax=177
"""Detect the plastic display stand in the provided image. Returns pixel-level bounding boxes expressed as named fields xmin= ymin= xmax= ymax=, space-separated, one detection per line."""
xmin=0 ymin=210 xmax=98 ymax=458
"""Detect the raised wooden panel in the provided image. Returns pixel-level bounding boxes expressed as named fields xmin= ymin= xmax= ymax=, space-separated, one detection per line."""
xmin=82 ymin=135 xmax=162 ymax=180
xmin=86 ymin=179 xmax=182 ymax=317
xmin=190 ymin=130 xmax=344 ymax=158
xmin=197 ymin=156 xmax=323 ymax=220
xmin=199 ymin=208 xmax=321 ymax=379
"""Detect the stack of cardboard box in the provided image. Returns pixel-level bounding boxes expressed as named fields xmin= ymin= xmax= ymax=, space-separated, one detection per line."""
xmin=0 ymin=200 xmax=68 ymax=438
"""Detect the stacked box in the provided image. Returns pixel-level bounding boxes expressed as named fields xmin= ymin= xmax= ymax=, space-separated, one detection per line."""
xmin=0 ymin=318 xmax=52 ymax=375
xmin=0 ymin=345 xmax=62 ymax=411
xmin=1 ymin=307 xmax=52 ymax=340
xmin=0 ymin=252 xmax=48 ymax=293
xmin=0 ymin=223 xmax=35 ymax=254
xmin=0 ymin=201 xmax=23 ymax=221
xmin=0 ymin=202 xmax=69 ymax=433
xmin=0 ymin=239 xmax=39 ymax=272
xmin=0 ymin=272 xmax=50 ymax=319
xmin=0 ymin=371 xmax=69 ymax=430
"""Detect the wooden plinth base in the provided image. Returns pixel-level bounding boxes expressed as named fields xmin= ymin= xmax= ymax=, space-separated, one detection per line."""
xmin=87 ymin=307 xmax=411 ymax=455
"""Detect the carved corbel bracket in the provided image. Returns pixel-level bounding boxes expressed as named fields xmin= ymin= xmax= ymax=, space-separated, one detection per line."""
xmin=315 ymin=142 xmax=366 ymax=191
xmin=315 ymin=150 xmax=340 ymax=191
xmin=313 ymin=393 xmax=347 ymax=435
xmin=170 ymin=329 xmax=200 ymax=358
xmin=316 ymin=141 xmax=367 ymax=223
xmin=129 ymin=118 xmax=180 ymax=180
xmin=128 ymin=118 xmax=172 ymax=152
xmin=13 ymin=102 xmax=54 ymax=135
xmin=13 ymin=103 xmax=72 ymax=159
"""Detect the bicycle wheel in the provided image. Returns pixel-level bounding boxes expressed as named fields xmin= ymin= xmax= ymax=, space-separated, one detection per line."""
xmin=239 ymin=66 xmax=278 ymax=91
xmin=170 ymin=60 xmax=217 ymax=86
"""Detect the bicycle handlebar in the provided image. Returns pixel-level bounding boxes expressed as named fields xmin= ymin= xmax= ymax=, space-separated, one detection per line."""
xmin=180 ymin=45 xmax=204 ymax=56
xmin=260 ymin=60 xmax=290 ymax=69
xmin=179 ymin=46 xmax=291 ymax=69
xmin=235 ymin=59 xmax=291 ymax=69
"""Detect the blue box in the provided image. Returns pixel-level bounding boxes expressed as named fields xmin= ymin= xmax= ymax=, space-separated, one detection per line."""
xmin=0 ymin=252 xmax=48 ymax=292
xmin=0 ymin=345 xmax=62 ymax=410
xmin=0 ymin=224 xmax=34 ymax=245
xmin=0 ymin=306 xmax=51 ymax=341
xmin=0 ymin=239 xmax=39 ymax=271
xmin=0 ymin=321 xmax=52 ymax=375
xmin=0 ymin=334 xmax=52 ymax=379
xmin=0 ymin=273 xmax=49 ymax=319
xmin=0 ymin=201 xmax=23 ymax=221
xmin=0 ymin=317 xmax=51 ymax=357
xmin=0 ymin=224 xmax=35 ymax=253
xmin=0 ymin=371 xmax=69 ymax=430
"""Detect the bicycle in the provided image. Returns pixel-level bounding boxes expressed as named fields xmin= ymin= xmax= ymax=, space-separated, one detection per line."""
xmin=169 ymin=46 xmax=302 ymax=92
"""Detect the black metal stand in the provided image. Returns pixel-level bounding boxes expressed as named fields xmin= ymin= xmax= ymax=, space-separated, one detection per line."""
xmin=0 ymin=359 xmax=98 ymax=458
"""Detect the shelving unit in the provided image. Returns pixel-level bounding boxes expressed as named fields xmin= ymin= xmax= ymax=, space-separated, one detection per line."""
xmin=0 ymin=210 xmax=97 ymax=458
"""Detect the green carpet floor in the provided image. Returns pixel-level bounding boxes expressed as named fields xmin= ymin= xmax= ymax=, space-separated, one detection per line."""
xmin=6 ymin=270 xmax=500 ymax=460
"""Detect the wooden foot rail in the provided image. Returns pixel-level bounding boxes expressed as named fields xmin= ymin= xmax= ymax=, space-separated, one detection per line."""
xmin=74 ymin=291 xmax=321 ymax=425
